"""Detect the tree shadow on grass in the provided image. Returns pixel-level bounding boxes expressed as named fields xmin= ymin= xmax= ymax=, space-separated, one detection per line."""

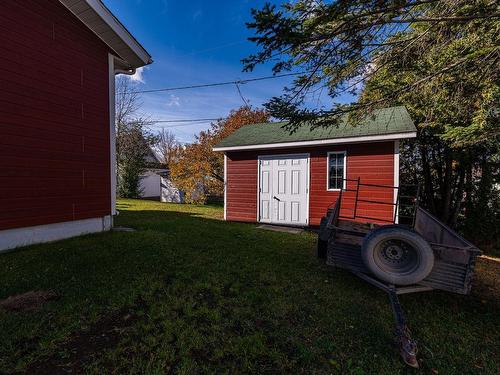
xmin=0 ymin=208 xmax=498 ymax=374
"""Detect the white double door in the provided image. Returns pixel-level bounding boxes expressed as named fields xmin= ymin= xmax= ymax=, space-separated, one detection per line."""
xmin=258 ymin=154 xmax=309 ymax=226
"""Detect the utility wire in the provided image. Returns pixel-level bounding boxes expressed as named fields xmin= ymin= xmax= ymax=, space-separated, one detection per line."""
xmin=151 ymin=118 xmax=223 ymax=123
xmin=131 ymin=71 xmax=310 ymax=94
xmin=148 ymin=118 xmax=230 ymax=128
xmin=153 ymin=123 xmax=213 ymax=128
xmin=235 ymin=82 xmax=250 ymax=107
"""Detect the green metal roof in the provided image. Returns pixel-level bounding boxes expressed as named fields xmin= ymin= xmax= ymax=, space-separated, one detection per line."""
xmin=214 ymin=106 xmax=416 ymax=150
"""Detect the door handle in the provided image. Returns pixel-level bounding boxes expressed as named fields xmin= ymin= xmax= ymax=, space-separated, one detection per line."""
xmin=273 ymin=196 xmax=281 ymax=201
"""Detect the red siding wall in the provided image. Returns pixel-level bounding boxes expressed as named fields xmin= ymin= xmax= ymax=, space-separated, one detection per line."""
xmin=226 ymin=142 xmax=395 ymax=226
xmin=0 ymin=0 xmax=112 ymax=230
xmin=225 ymin=153 xmax=259 ymax=222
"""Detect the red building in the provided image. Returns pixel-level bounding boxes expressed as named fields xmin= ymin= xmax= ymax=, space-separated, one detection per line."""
xmin=0 ymin=0 xmax=151 ymax=251
xmin=213 ymin=107 xmax=417 ymax=226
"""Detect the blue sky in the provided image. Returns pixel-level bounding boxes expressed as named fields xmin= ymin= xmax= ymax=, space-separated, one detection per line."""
xmin=104 ymin=0 xmax=351 ymax=143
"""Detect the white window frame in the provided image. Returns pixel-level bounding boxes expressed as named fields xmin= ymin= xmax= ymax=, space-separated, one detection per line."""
xmin=326 ymin=151 xmax=347 ymax=191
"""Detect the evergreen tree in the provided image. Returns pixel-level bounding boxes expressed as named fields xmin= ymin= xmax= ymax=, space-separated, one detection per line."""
xmin=244 ymin=0 xmax=499 ymax=252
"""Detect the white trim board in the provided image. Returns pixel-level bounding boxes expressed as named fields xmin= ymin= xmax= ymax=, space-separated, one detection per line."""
xmin=109 ymin=54 xmax=117 ymax=216
xmin=213 ymin=132 xmax=417 ymax=152
xmin=0 ymin=216 xmax=112 ymax=253
xmin=393 ymin=140 xmax=400 ymax=224
xmin=110 ymin=54 xmax=141 ymax=214
xmin=223 ymin=153 xmax=228 ymax=221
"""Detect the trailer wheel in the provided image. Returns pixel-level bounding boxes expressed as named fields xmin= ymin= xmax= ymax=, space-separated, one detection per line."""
xmin=362 ymin=226 xmax=434 ymax=285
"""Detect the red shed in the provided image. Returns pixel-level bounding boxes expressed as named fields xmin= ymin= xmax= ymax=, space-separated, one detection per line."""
xmin=213 ymin=107 xmax=417 ymax=227
xmin=0 ymin=0 xmax=151 ymax=251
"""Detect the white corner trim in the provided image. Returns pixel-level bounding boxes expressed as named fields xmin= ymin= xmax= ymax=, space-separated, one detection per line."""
xmin=326 ymin=151 xmax=347 ymax=191
xmin=394 ymin=140 xmax=400 ymax=224
xmin=213 ymin=132 xmax=417 ymax=152
xmin=223 ymin=153 xmax=227 ymax=221
xmin=108 ymin=54 xmax=117 ymax=216
xmin=306 ymin=156 xmax=310 ymax=225
xmin=256 ymin=158 xmax=261 ymax=223
xmin=0 ymin=216 xmax=112 ymax=253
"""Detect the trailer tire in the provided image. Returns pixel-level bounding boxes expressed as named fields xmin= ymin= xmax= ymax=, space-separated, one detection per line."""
xmin=361 ymin=226 xmax=434 ymax=285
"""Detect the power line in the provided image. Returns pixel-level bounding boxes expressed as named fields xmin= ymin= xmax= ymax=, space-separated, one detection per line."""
xmin=131 ymin=71 xmax=309 ymax=94
xmin=154 ymin=122 xmax=211 ymax=128
xmin=151 ymin=118 xmax=223 ymax=123
xmin=148 ymin=117 xmax=229 ymax=128
xmin=235 ymin=82 xmax=249 ymax=107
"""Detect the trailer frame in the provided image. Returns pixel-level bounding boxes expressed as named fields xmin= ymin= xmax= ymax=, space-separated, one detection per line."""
xmin=318 ymin=178 xmax=481 ymax=367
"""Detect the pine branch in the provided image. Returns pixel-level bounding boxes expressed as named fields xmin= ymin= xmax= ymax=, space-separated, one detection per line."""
xmin=382 ymin=13 xmax=500 ymax=23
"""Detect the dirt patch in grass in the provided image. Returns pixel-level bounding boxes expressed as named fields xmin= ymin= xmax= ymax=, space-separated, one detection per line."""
xmin=0 ymin=291 xmax=59 ymax=312
xmin=25 ymin=304 xmax=142 ymax=374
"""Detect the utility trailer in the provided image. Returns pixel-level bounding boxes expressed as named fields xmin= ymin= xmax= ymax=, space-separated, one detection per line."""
xmin=317 ymin=178 xmax=481 ymax=368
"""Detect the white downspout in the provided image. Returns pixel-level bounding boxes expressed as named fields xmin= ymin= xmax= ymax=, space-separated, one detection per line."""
xmin=109 ymin=55 xmax=137 ymax=218
xmin=108 ymin=54 xmax=117 ymax=217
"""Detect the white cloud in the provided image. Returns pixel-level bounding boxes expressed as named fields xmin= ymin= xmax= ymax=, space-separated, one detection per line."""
xmin=364 ymin=62 xmax=376 ymax=76
xmin=342 ymin=62 xmax=376 ymax=94
xmin=127 ymin=66 xmax=147 ymax=83
xmin=165 ymin=94 xmax=181 ymax=107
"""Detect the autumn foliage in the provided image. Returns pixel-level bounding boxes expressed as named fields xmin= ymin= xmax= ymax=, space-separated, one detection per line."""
xmin=170 ymin=106 xmax=269 ymax=203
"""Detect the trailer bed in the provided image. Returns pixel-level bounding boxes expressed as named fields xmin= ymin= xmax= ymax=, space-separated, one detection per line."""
xmin=318 ymin=178 xmax=481 ymax=367
xmin=325 ymin=209 xmax=481 ymax=295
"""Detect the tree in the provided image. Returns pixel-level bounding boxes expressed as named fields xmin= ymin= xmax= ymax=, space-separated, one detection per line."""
xmin=156 ymin=128 xmax=180 ymax=166
xmin=115 ymin=75 xmax=141 ymax=127
xmin=243 ymin=0 xmax=499 ymax=127
xmin=115 ymin=76 xmax=157 ymax=198
xmin=170 ymin=106 xmax=269 ymax=203
xmin=244 ymin=0 xmax=499 ymax=252
xmin=116 ymin=121 xmax=157 ymax=198
xmin=359 ymin=12 xmax=499 ymax=250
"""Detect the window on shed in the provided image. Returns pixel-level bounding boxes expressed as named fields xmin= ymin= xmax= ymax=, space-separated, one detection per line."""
xmin=327 ymin=152 xmax=346 ymax=190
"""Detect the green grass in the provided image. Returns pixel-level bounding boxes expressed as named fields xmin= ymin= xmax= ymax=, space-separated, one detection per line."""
xmin=0 ymin=199 xmax=498 ymax=374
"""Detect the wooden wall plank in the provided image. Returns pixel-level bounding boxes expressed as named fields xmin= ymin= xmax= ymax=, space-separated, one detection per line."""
xmin=225 ymin=142 xmax=395 ymax=226
xmin=0 ymin=0 xmax=112 ymax=230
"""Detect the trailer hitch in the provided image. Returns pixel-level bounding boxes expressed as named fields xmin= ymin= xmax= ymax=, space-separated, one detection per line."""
xmin=388 ymin=289 xmax=419 ymax=368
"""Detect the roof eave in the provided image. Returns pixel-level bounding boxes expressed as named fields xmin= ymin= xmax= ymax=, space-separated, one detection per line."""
xmin=213 ymin=131 xmax=417 ymax=152
xmin=59 ymin=0 xmax=152 ymax=69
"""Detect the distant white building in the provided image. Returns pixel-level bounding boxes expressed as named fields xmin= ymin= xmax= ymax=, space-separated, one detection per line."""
xmin=139 ymin=169 xmax=163 ymax=199
xmin=139 ymin=150 xmax=184 ymax=203
xmin=160 ymin=171 xmax=185 ymax=203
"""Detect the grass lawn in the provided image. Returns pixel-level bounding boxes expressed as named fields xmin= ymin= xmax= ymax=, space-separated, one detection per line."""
xmin=0 ymin=199 xmax=498 ymax=374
